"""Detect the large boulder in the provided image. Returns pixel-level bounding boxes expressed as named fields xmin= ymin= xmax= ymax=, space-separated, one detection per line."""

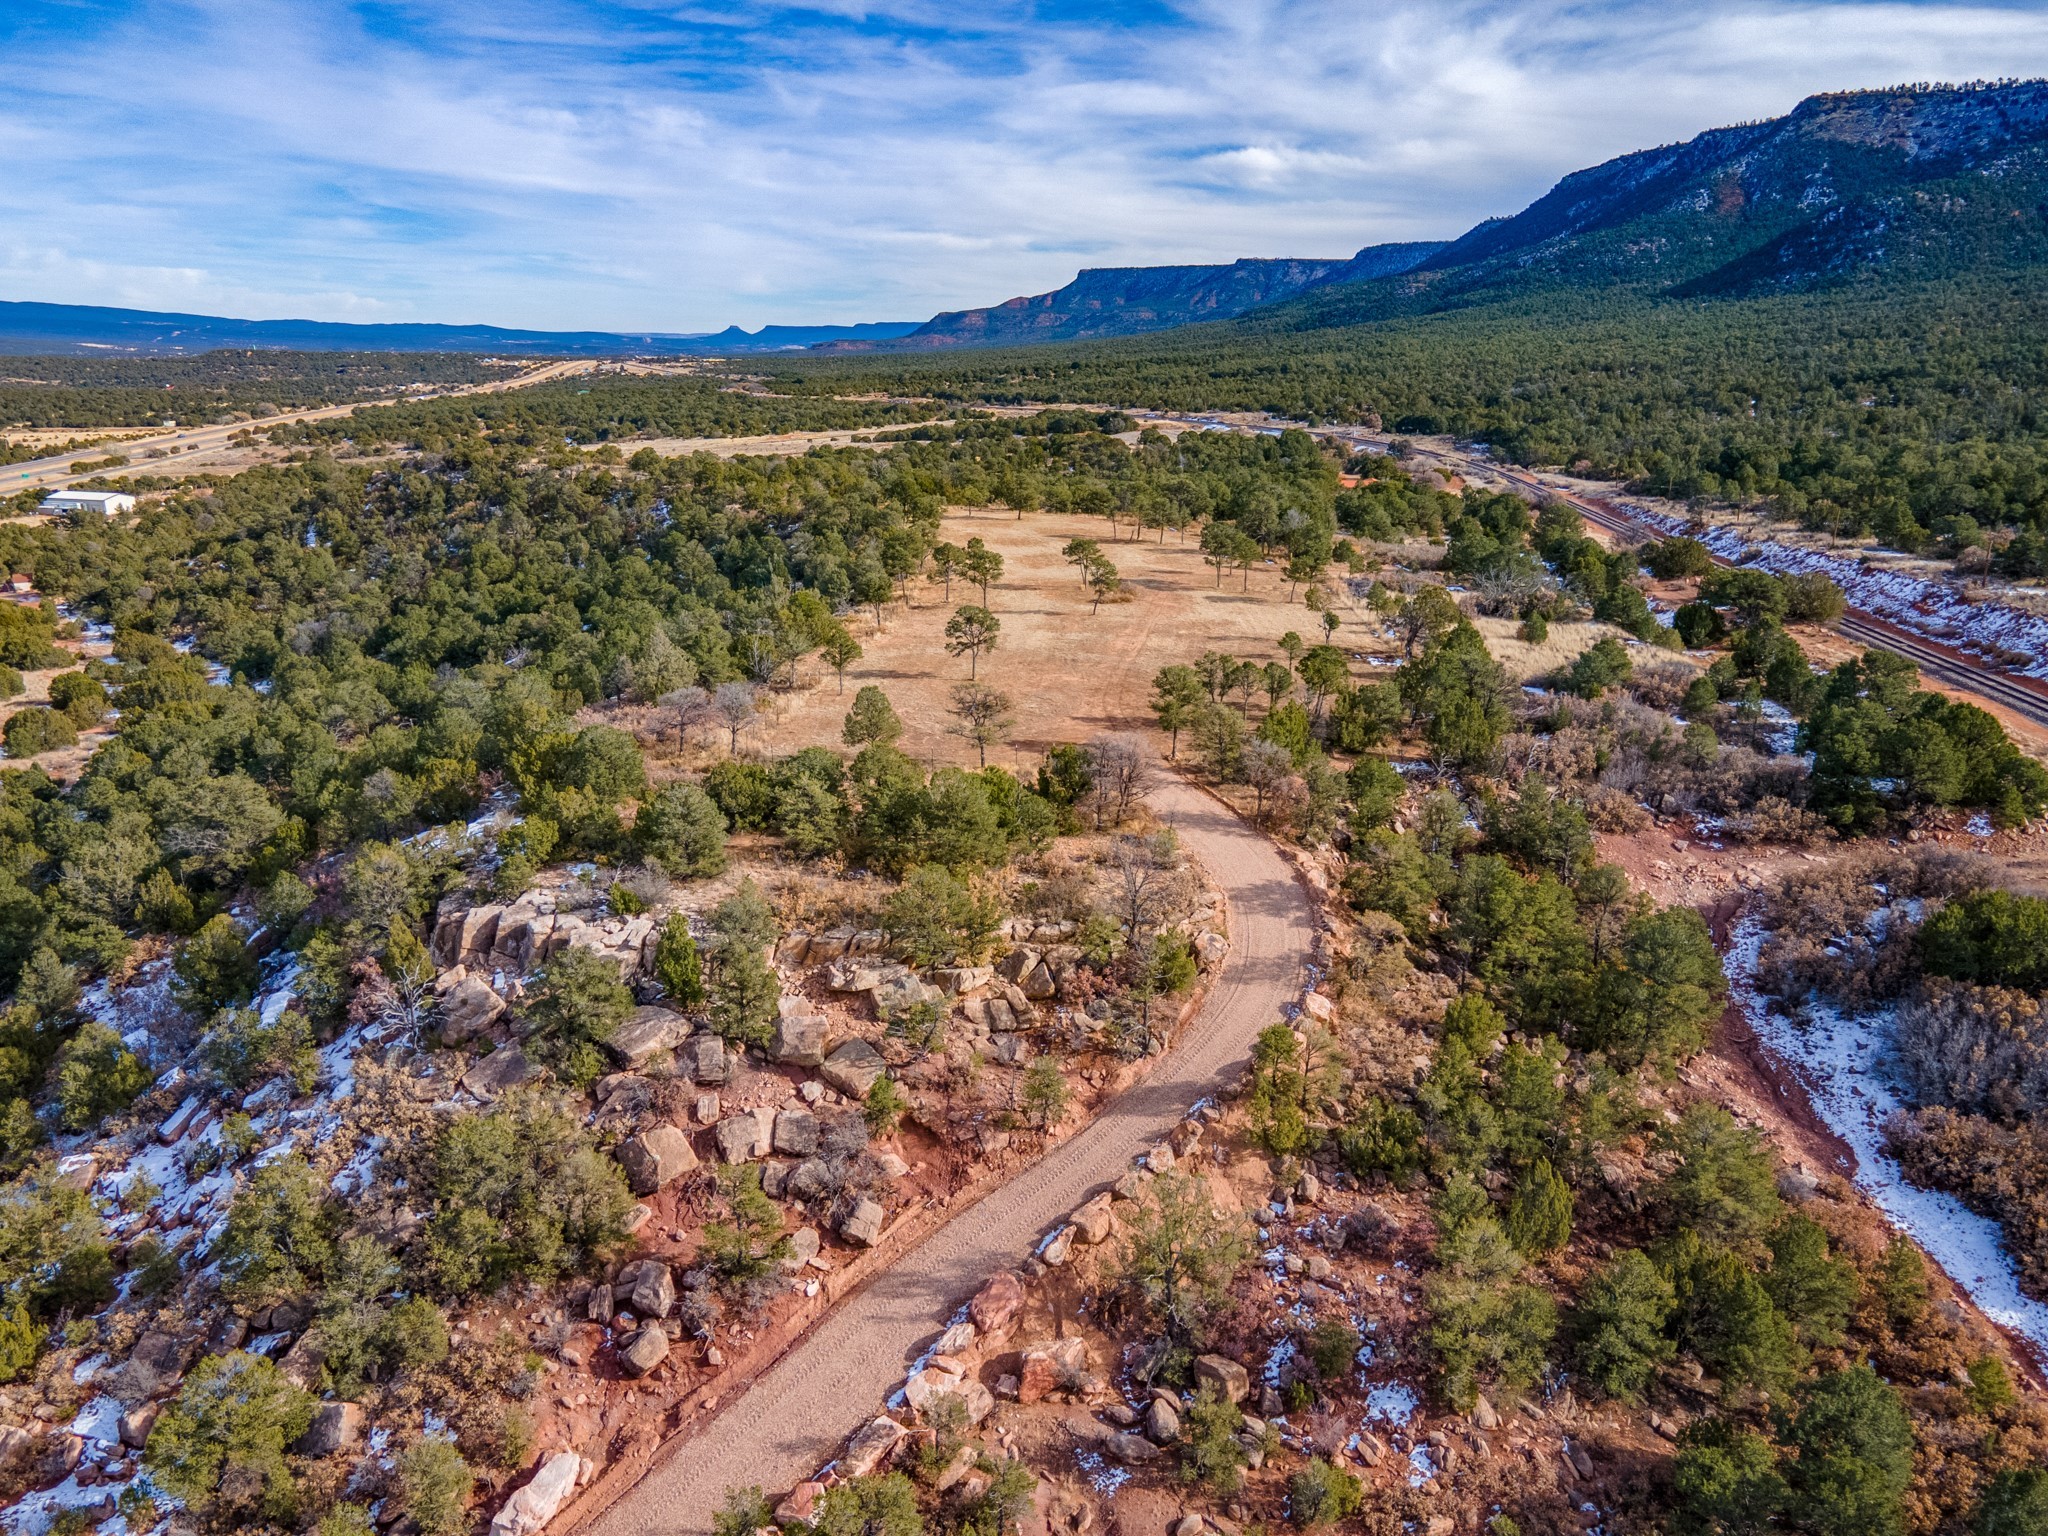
xmin=1070 ymin=1192 xmax=1116 ymax=1245
xmin=928 ymin=965 xmax=994 ymax=996
xmin=714 ymin=1110 xmax=773 ymax=1164
xmin=617 ymin=1125 xmax=698 ymax=1193
xmin=117 ymin=1402 xmax=160 ymax=1451
xmin=490 ymin=1451 xmax=583 ymax=1536
xmin=997 ymin=947 xmax=1055 ymax=999
xmin=840 ymin=1197 xmax=887 ymax=1247
xmin=461 ymin=1046 xmax=536 ymax=1102
xmin=779 ymin=1226 xmax=822 ymax=1272
xmin=439 ymin=977 xmax=508 ymax=1043
xmin=771 ymin=1002 xmax=829 ymax=1066
xmin=840 ymin=1417 xmax=907 ymax=1478
xmin=434 ymin=903 xmax=503 ymax=969
xmin=1018 ymin=1337 xmax=1088 ymax=1404
xmin=868 ymin=970 xmax=942 ymax=1018
xmin=618 ymin=1326 xmax=669 ymax=1377
xmin=607 ymin=1006 xmax=689 ymax=1068
xmin=969 ymin=1273 xmax=1024 ymax=1334
xmin=820 ymin=1039 xmax=887 ymax=1098
xmin=1195 ymin=1354 xmax=1251 ymax=1404
xmin=683 ymin=1035 xmax=729 ymax=1085
xmin=823 ymin=959 xmax=896 ymax=993
xmin=296 ymin=1402 xmax=363 ymax=1457
xmin=617 ymin=1259 xmax=674 ymax=1319
xmin=772 ymin=1109 xmax=820 ymax=1158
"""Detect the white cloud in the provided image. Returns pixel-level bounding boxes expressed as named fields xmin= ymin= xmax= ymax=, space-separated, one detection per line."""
xmin=1 ymin=0 xmax=2046 ymax=329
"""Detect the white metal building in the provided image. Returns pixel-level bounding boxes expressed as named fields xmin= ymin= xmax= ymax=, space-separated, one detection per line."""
xmin=39 ymin=490 xmax=136 ymax=518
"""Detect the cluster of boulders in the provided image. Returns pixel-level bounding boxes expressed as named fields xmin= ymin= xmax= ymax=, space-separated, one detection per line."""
xmin=432 ymin=890 xmax=659 ymax=980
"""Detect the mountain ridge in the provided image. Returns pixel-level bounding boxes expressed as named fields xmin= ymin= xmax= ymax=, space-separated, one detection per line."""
xmin=0 ymin=301 xmax=923 ymax=358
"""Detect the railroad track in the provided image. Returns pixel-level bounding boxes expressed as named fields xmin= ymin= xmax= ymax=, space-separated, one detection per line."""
xmin=1528 ymin=472 xmax=2048 ymax=732
xmin=1169 ymin=414 xmax=2048 ymax=736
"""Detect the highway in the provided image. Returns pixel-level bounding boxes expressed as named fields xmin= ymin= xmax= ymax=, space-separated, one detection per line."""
xmin=4 ymin=357 xmax=595 ymax=494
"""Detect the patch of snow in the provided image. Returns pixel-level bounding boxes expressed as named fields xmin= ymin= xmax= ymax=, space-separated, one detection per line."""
xmin=1730 ymin=912 xmax=2048 ymax=1360
xmin=1072 ymin=1449 xmax=1130 ymax=1496
xmin=68 ymin=1395 xmax=124 ymax=1446
xmin=2 ymin=1472 xmax=128 ymax=1536
xmin=1407 ymin=1443 xmax=1438 ymax=1487
xmin=1363 ymin=1381 xmax=1419 ymax=1425
xmin=1617 ymin=499 xmax=2048 ymax=675
xmin=70 ymin=1354 xmax=110 ymax=1385
xmin=1263 ymin=1336 xmax=1299 ymax=1389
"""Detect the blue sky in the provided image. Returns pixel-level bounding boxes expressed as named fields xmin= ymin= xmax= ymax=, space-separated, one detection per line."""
xmin=5 ymin=1 xmax=2048 ymax=332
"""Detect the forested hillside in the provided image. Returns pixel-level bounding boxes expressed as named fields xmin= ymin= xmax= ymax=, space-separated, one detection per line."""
xmin=0 ymin=353 xmax=520 ymax=430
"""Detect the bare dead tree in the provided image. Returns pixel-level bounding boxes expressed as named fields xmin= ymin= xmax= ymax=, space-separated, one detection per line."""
xmin=1241 ymin=739 xmax=1295 ymax=822
xmin=714 ymin=682 xmax=757 ymax=754
xmin=948 ymin=683 xmax=1014 ymax=768
xmin=1085 ymin=733 xmax=1150 ymax=830
xmin=661 ymin=685 xmax=714 ymax=747
xmin=1106 ymin=831 xmax=1190 ymax=948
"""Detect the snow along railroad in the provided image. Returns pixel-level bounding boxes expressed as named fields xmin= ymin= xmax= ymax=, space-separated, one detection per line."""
xmin=1613 ymin=500 xmax=2048 ymax=679
xmin=1725 ymin=911 xmax=2048 ymax=1363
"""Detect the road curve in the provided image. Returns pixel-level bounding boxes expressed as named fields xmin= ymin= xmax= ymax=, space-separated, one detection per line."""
xmin=579 ymin=773 xmax=1315 ymax=1536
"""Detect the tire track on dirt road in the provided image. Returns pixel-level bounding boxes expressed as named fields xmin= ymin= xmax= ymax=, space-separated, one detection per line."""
xmin=577 ymin=774 xmax=1315 ymax=1536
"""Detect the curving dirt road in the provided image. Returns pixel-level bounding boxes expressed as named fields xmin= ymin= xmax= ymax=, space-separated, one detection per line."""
xmin=578 ymin=773 xmax=1314 ymax=1536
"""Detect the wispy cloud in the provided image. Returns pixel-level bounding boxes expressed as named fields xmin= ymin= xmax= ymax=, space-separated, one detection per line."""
xmin=3 ymin=0 xmax=2047 ymax=329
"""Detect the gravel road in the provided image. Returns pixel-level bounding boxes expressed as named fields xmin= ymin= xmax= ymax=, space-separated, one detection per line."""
xmin=578 ymin=774 xmax=1314 ymax=1535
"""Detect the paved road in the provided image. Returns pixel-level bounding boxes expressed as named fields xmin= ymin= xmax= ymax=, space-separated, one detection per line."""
xmin=580 ymin=773 xmax=1313 ymax=1536
xmin=5 ymin=358 xmax=595 ymax=493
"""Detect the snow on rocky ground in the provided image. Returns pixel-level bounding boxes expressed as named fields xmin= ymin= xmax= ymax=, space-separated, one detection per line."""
xmin=1618 ymin=500 xmax=2048 ymax=675
xmin=1725 ymin=913 xmax=2048 ymax=1360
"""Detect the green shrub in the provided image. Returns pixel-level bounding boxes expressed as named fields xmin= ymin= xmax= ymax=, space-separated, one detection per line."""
xmin=1289 ymin=1456 xmax=1363 ymax=1527
xmin=53 ymin=1021 xmax=152 ymax=1132
xmin=1505 ymin=1157 xmax=1573 ymax=1256
xmin=219 ymin=1154 xmax=334 ymax=1311
xmin=653 ymin=912 xmax=705 ymax=1006
xmin=46 ymin=671 xmax=106 ymax=727
xmin=145 ymin=1352 xmax=316 ymax=1520
xmin=1307 ymin=1317 xmax=1362 ymax=1379
xmin=0 ymin=1301 xmax=45 ymax=1382
xmin=842 ymin=685 xmax=903 ymax=748
xmin=703 ymin=758 xmax=775 ymax=831
xmin=176 ymin=915 xmax=262 ymax=1013
xmin=708 ymin=943 xmax=779 ymax=1047
xmin=400 ymin=1437 xmax=474 ymax=1536
xmin=1922 ymin=890 xmax=2048 ymax=991
xmin=880 ymin=865 xmax=1001 ymax=968
xmin=522 ymin=946 xmax=634 ymax=1086
xmin=2 ymin=706 xmax=76 ymax=758
xmin=1572 ymin=1249 xmax=1675 ymax=1401
xmin=1666 ymin=1232 xmax=1804 ymax=1396
xmin=1783 ymin=1364 xmax=1913 ymax=1536
xmin=200 ymin=1005 xmax=317 ymax=1094
xmin=634 ymin=780 xmax=729 ymax=878
xmin=1673 ymin=1418 xmax=1787 ymax=1536
xmin=1424 ymin=1215 xmax=1557 ymax=1412
xmin=417 ymin=1094 xmax=633 ymax=1297
xmin=864 ymin=1075 xmax=909 ymax=1136
xmin=1565 ymin=636 xmax=1633 ymax=699
xmin=1763 ymin=1214 xmax=1859 ymax=1347
xmin=1658 ymin=1103 xmax=1782 ymax=1246
xmin=1975 ymin=1468 xmax=2048 ymax=1535
xmin=1178 ymin=1383 xmax=1249 ymax=1493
